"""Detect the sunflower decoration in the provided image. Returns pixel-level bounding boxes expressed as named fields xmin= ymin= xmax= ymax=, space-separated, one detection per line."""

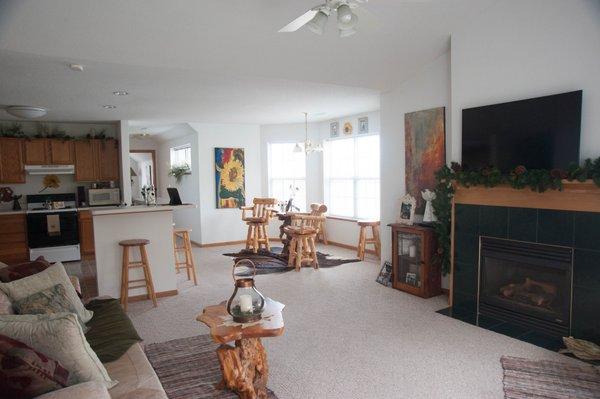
xmin=40 ymin=174 xmax=61 ymax=192
xmin=215 ymin=148 xmax=246 ymax=208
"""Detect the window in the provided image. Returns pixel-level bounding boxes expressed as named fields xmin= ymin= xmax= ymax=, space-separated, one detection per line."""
xmin=324 ymin=135 xmax=380 ymax=219
xmin=170 ymin=144 xmax=191 ymax=169
xmin=268 ymin=143 xmax=306 ymax=212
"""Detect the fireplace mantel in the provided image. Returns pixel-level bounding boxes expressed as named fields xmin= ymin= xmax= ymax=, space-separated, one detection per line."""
xmin=453 ymin=180 xmax=600 ymax=213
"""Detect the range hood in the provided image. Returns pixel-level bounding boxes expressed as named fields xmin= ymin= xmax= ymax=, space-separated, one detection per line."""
xmin=25 ymin=165 xmax=75 ymax=175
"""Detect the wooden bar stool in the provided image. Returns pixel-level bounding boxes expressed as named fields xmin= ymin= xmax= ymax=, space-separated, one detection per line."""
xmin=119 ymin=239 xmax=157 ymax=311
xmin=356 ymin=220 xmax=381 ymax=260
xmin=241 ymin=198 xmax=277 ymax=253
xmin=172 ymin=228 xmax=198 ymax=285
xmin=285 ymin=214 xmax=320 ymax=271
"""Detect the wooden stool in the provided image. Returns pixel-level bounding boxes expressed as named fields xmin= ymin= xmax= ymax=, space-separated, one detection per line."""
xmin=286 ymin=226 xmax=319 ymax=271
xmin=119 ymin=239 xmax=157 ymax=311
xmin=357 ymin=220 xmax=381 ymax=260
xmin=172 ymin=228 xmax=198 ymax=285
xmin=241 ymin=198 xmax=277 ymax=253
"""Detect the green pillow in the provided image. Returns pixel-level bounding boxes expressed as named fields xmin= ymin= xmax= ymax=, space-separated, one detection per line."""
xmin=85 ymin=298 xmax=142 ymax=363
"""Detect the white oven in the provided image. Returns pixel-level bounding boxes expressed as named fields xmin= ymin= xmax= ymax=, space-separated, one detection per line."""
xmin=88 ymin=188 xmax=121 ymax=206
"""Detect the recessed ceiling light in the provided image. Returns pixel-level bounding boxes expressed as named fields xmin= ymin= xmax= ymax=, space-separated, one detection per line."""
xmin=113 ymin=90 xmax=128 ymax=96
xmin=102 ymin=105 xmax=116 ymax=109
xmin=69 ymin=63 xmax=84 ymax=72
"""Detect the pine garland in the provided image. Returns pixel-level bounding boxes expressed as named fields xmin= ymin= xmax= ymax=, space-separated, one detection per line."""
xmin=432 ymin=157 xmax=600 ymax=275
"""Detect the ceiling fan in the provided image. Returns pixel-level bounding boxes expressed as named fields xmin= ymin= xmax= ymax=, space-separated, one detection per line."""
xmin=278 ymin=0 xmax=367 ymax=38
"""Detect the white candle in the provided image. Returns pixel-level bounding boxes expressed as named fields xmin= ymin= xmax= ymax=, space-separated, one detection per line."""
xmin=402 ymin=240 xmax=410 ymax=255
xmin=409 ymin=245 xmax=416 ymax=258
xmin=239 ymin=294 xmax=253 ymax=313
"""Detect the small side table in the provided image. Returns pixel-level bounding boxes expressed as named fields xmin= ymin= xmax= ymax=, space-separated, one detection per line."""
xmin=197 ymin=298 xmax=285 ymax=399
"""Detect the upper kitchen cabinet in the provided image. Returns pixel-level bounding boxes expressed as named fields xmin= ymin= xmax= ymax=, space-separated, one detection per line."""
xmin=0 ymin=138 xmax=25 ymax=183
xmin=24 ymin=138 xmax=74 ymax=165
xmin=74 ymin=138 xmax=119 ymax=182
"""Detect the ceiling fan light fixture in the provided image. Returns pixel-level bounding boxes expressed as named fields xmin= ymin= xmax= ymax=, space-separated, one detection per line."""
xmin=338 ymin=11 xmax=358 ymax=31
xmin=337 ymin=4 xmax=353 ymax=24
xmin=5 ymin=105 xmax=47 ymax=119
xmin=307 ymin=10 xmax=328 ymax=35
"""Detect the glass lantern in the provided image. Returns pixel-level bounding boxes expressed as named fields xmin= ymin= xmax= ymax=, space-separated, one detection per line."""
xmin=227 ymin=259 xmax=266 ymax=323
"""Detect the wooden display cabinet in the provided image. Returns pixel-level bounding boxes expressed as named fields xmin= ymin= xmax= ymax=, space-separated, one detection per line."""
xmin=389 ymin=223 xmax=441 ymax=298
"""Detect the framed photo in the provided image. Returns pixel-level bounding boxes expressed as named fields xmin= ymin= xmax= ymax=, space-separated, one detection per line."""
xmin=376 ymin=261 xmax=393 ymax=287
xmin=398 ymin=193 xmax=416 ymax=225
xmin=358 ymin=116 xmax=369 ymax=134
xmin=330 ymin=121 xmax=339 ymax=138
xmin=343 ymin=122 xmax=353 ymax=135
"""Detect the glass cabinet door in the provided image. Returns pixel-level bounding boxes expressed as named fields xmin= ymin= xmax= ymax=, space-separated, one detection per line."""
xmin=396 ymin=231 xmax=422 ymax=288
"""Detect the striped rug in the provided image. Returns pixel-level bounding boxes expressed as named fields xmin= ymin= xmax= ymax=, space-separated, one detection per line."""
xmin=501 ymin=356 xmax=600 ymax=399
xmin=145 ymin=335 xmax=278 ymax=399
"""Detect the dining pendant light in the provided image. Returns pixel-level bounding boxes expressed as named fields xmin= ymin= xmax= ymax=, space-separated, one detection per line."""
xmin=307 ymin=10 xmax=328 ymax=35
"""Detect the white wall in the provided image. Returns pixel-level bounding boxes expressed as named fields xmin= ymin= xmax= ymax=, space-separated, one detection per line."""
xmin=189 ymin=123 xmax=261 ymax=245
xmin=450 ymin=0 xmax=600 ymax=162
xmin=380 ymin=52 xmax=451 ymax=286
xmin=0 ymin=121 xmax=117 ymax=211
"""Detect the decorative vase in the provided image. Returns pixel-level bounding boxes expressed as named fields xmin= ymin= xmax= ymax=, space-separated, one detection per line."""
xmin=421 ymin=189 xmax=437 ymax=223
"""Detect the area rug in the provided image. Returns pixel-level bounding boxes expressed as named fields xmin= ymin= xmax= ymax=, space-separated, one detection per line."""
xmin=145 ymin=335 xmax=278 ymax=399
xmin=501 ymin=356 xmax=600 ymax=399
xmin=223 ymin=247 xmax=361 ymax=275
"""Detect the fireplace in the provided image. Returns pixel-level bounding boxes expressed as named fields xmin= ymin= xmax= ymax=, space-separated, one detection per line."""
xmin=478 ymin=237 xmax=573 ymax=337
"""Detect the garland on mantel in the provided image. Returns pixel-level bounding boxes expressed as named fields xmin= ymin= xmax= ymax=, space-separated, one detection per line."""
xmin=432 ymin=157 xmax=600 ymax=276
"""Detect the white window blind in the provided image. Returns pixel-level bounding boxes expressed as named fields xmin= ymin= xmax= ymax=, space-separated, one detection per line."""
xmin=170 ymin=144 xmax=191 ymax=169
xmin=324 ymin=135 xmax=380 ymax=219
xmin=268 ymin=143 xmax=306 ymax=212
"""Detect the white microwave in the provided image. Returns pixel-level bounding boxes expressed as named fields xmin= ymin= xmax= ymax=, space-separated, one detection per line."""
xmin=88 ymin=188 xmax=121 ymax=206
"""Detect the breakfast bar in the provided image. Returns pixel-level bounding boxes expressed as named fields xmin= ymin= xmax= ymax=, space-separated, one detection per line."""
xmin=91 ymin=204 xmax=195 ymax=299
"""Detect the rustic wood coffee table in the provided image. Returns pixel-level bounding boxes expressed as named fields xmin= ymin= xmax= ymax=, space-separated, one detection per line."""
xmin=197 ymin=298 xmax=285 ymax=399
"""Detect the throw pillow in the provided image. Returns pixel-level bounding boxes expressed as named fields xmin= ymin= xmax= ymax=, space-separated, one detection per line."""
xmin=0 ymin=313 xmax=118 ymax=388
xmin=12 ymin=284 xmax=87 ymax=331
xmin=0 ymin=257 xmax=51 ymax=283
xmin=0 ymin=333 xmax=69 ymax=398
xmin=0 ymin=262 xmax=93 ymax=324
xmin=0 ymin=289 xmax=13 ymax=315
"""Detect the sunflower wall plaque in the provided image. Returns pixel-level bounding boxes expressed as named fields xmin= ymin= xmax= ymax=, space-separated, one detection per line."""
xmin=215 ymin=148 xmax=246 ymax=208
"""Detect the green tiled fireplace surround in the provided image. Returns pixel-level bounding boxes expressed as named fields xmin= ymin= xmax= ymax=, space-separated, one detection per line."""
xmin=452 ymin=204 xmax=600 ymax=343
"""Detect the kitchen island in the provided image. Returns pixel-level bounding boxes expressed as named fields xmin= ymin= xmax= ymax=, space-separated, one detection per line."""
xmin=91 ymin=204 xmax=195 ymax=299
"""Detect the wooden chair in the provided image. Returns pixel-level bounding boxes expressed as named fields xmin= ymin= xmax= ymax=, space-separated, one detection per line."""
xmin=356 ymin=220 xmax=381 ymax=260
xmin=241 ymin=198 xmax=277 ymax=253
xmin=285 ymin=214 xmax=321 ymax=271
xmin=308 ymin=203 xmax=328 ymax=244
xmin=119 ymin=239 xmax=157 ymax=312
xmin=172 ymin=228 xmax=198 ymax=285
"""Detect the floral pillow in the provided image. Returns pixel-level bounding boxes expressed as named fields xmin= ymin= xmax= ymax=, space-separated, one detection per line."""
xmin=0 ymin=257 xmax=51 ymax=283
xmin=12 ymin=284 xmax=87 ymax=331
xmin=0 ymin=333 xmax=69 ymax=398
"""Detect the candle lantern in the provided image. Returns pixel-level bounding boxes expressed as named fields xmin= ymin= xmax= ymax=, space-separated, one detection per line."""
xmin=227 ymin=259 xmax=266 ymax=323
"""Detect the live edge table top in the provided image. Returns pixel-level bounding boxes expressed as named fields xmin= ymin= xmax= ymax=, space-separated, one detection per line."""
xmin=197 ymin=298 xmax=285 ymax=344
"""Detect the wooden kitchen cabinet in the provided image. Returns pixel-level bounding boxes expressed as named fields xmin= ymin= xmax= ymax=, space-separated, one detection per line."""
xmin=49 ymin=139 xmax=74 ymax=164
xmin=74 ymin=139 xmax=119 ymax=182
xmin=0 ymin=214 xmax=29 ymax=264
xmin=78 ymin=210 xmax=95 ymax=260
xmin=0 ymin=138 xmax=25 ymax=183
xmin=24 ymin=138 xmax=48 ymax=164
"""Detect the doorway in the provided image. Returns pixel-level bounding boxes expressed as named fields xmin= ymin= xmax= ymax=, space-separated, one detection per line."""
xmin=129 ymin=150 xmax=157 ymax=204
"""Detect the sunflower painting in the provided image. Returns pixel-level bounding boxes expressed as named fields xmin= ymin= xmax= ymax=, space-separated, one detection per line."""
xmin=215 ymin=148 xmax=246 ymax=208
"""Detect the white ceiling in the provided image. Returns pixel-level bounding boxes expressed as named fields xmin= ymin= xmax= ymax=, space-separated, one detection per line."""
xmin=0 ymin=0 xmax=494 ymax=125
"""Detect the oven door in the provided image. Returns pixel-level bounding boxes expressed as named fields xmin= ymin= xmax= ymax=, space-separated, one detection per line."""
xmin=27 ymin=211 xmax=80 ymax=248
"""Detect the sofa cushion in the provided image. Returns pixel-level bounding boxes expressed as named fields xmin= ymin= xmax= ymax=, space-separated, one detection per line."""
xmin=0 ymin=257 xmax=51 ymax=283
xmin=0 ymin=289 xmax=13 ymax=315
xmin=0 ymin=313 xmax=117 ymax=388
xmin=84 ymin=299 xmax=142 ymax=363
xmin=105 ymin=343 xmax=167 ymax=399
xmin=35 ymin=381 xmax=110 ymax=399
xmin=0 ymin=333 xmax=69 ymax=398
xmin=0 ymin=262 xmax=93 ymax=324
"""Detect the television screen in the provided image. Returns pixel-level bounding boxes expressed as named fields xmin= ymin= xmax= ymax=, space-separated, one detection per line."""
xmin=461 ymin=90 xmax=582 ymax=172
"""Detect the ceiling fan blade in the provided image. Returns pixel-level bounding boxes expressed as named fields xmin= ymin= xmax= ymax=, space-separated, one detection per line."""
xmin=278 ymin=9 xmax=318 ymax=32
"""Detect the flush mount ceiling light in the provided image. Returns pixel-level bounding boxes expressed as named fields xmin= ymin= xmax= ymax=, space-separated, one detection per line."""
xmin=113 ymin=90 xmax=129 ymax=96
xmin=5 ymin=105 xmax=47 ymax=119
xmin=102 ymin=104 xmax=117 ymax=109
xmin=279 ymin=0 xmax=365 ymax=38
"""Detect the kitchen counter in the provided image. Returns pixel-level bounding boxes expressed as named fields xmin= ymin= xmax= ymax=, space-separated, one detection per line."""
xmin=0 ymin=209 xmax=26 ymax=215
xmin=90 ymin=204 xmax=196 ymax=216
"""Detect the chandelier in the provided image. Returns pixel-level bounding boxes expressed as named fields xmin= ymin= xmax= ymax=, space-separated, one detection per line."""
xmin=294 ymin=112 xmax=323 ymax=155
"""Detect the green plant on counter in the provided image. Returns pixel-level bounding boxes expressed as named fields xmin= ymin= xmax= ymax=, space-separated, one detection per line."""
xmin=431 ymin=157 xmax=600 ymax=276
xmin=168 ymin=164 xmax=191 ymax=184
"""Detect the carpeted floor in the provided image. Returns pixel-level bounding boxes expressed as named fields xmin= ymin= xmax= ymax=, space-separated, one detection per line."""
xmin=126 ymin=244 xmax=585 ymax=399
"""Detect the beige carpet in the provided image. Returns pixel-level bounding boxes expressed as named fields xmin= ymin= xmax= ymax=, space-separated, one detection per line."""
xmin=126 ymin=244 xmax=582 ymax=399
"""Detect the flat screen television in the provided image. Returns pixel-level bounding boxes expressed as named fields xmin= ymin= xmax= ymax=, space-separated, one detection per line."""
xmin=461 ymin=90 xmax=582 ymax=172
